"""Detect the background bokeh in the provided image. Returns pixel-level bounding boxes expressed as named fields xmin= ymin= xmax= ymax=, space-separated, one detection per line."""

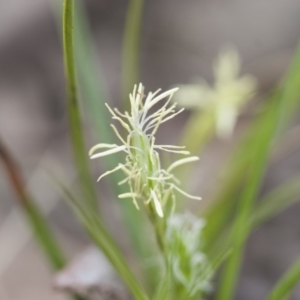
xmin=1 ymin=0 xmax=300 ymax=299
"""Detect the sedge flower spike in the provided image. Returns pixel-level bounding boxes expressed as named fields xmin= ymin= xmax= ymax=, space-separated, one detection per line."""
xmin=89 ymin=84 xmax=201 ymax=218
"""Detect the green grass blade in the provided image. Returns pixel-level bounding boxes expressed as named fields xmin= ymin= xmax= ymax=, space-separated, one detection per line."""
xmin=122 ymin=0 xmax=144 ymax=108
xmin=265 ymin=256 xmax=300 ymax=300
xmin=279 ymin=42 xmax=300 ymax=126
xmin=73 ymin=0 xmax=111 ymax=142
xmin=250 ymin=174 xmax=300 ymax=228
xmin=63 ymin=0 xmax=98 ymax=210
xmin=54 ymin=177 xmax=149 ymax=300
xmin=0 ymin=139 xmax=66 ymax=270
xmin=216 ymin=93 xmax=281 ymax=300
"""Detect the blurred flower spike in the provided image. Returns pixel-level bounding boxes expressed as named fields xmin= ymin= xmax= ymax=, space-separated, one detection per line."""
xmin=166 ymin=212 xmax=212 ymax=296
xmin=89 ymin=84 xmax=201 ymax=217
xmin=173 ymin=47 xmax=257 ymax=138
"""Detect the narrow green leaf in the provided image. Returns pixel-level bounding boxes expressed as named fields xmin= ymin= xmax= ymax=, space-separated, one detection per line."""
xmin=122 ymin=0 xmax=144 ymax=108
xmin=63 ymin=0 xmax=98 ymax=210
xmin=54 ymin=177 xmax=150 ymax=300
xmin=265 ymin=256 xmax=300 ymax=300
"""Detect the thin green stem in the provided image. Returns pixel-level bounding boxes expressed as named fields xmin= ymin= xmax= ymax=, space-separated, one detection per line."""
xmin=55 ymin=178 xmax=150 ymax=300
xmin=180 ymin=109 xmax=215 ymax=155
xmin=265 ymin=256 xmax=300 ymax=300
xmin=122 ymin=0 xmax=144 ymax=108
xmin=63 ymin=0 xmax=98 ymax=210
xmin=216 ymin=94 xmax=280 ymax=300
xmin=175 ymin=109 xmax=215 ymax=192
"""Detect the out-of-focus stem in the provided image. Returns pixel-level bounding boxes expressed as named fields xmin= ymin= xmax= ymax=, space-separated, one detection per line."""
xmin=0 ymin=139 xmax=65 ymax=270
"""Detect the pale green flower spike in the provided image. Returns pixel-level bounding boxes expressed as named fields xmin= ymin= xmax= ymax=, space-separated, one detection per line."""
xmin=173 ymin=47 xmax=257 ymax=138
xmin=89 ymin=83 xmax=201 ymax=217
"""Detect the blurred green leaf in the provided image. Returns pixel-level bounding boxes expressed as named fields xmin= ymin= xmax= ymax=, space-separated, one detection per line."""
xmin=250 ymin=174 xmax=300 ymax=228
xmin=216 ymin=91 xmax=281 ymax=300
xmin=73 ymin=0 xmax=111 ymax=142
xmin=0 ymin=139 xmax=65 ymax=270
xmin=122 ymin=0 xmax=144 ymax=108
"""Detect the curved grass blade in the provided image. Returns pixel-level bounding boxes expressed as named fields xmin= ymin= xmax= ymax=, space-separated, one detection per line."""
xmin=216 ymin=92 xmax=281 ymax=300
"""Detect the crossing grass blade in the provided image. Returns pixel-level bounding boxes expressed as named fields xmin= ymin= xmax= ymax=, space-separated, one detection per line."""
xmin=265 ymin=256 xmax=300 ymax=300
xmin=250 ymin=174 xmax=300 ymax=229
xmin=206 ymin=172 xmax=300 ymax=268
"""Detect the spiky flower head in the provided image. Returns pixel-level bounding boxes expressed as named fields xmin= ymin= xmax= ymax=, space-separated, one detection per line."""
xmin=173 ymin=47 xmax=257 ymax=138
xmin=89 ymin=84 xmax=201 ymax=218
